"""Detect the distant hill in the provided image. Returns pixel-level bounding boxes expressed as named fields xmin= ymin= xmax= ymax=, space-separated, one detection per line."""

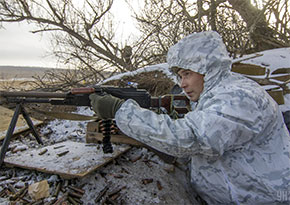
xmin=0 ymin=65 xmax=65 ymax=79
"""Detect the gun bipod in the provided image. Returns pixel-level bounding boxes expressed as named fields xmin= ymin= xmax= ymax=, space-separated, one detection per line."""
xmin=0 ymin=103 xmax=43 ymax=167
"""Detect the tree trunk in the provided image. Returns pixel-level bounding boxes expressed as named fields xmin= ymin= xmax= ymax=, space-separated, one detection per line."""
xmin=227 ymin=0 xmax=286 ymax=52
xmin=210 ymin=0 xmax=217 ymax=31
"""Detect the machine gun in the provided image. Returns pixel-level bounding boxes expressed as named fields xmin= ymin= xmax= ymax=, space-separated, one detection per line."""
xmin=0 ymin=86 xmax=190 ymax=166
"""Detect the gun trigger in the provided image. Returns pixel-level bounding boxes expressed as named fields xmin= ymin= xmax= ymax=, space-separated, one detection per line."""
xmin=99 ymin=89 xmax=107 ymax=96
xmin=100 ymin=91 xmax=108 ymax=96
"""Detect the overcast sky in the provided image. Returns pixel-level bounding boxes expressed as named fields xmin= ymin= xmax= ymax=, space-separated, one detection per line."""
xmin=0 ymin=0 xmax=139 ymax=68
xmin=0 ymin=23 xmax=56 ymax=68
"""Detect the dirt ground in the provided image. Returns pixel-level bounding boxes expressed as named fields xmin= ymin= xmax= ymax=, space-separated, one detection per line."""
xmin=0 ymin=80 xmax=35 ymax=91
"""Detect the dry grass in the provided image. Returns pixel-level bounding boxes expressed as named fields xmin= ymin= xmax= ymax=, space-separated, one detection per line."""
xmin=0 ymin=80 xmax=36 ymax=91
xmin=0 ymin=66 xmax=65 ymax=91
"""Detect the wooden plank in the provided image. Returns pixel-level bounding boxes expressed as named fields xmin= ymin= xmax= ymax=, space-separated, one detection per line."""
xmin=0 ymin=106 xmax=43 ymax=140
xmin=86 ymin=121 xmax=142 ymax=146
xmin=270 ymin=75 xmax=290 ymax=82
xmin=4 ymin=141 xmax=131 ymax=179
xmin=267 ymin=90 xmax=285 ymax=105
xmin=271 ymin=68 xmax=290 ymax=75
xmin=86 ymin=122 xmax=177 ymax=164
xmin=231 ymin=63 xmax=266 ymax=76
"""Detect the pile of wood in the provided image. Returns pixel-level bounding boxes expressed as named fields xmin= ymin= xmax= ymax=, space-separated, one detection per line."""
xmin=232 ymin=62 xmax=290 ymax=105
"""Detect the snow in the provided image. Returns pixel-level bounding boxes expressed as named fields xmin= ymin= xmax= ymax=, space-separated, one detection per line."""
xmin=42 ymin=107 xmax=94 ymax=143
xmin=280 ymin=94 xmax=290 ymax=113
xmin=233 ymin=47 xmax=290 ymax=74
xmin=1 ymin=47 xmax=290 ymax=204
xmin=234 ymin=47 xmax=290 ymax=112
xmin=98 ymin=63 xmax=178 ymax=85
xmin=5 ymin=141 xmax=130 ymax=176
xmin=234 ymin=48 xmax=290 ymax=111
xmin=78 ymin=148 xmax=194 ymax=205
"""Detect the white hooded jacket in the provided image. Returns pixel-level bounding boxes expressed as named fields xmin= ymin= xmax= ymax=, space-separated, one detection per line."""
xmin=115 ymin=31 xmax=290 ymax=204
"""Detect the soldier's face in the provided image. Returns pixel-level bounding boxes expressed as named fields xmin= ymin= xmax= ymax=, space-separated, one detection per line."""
xmin=177 ymin=69 xmax=204 ymax=102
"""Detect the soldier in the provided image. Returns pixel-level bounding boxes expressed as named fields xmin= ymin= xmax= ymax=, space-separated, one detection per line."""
xmin=90 ymin=31 xmax=290 ymax=204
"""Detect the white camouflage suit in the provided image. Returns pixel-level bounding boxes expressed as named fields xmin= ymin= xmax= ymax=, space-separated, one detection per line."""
xmin=115 ymin=31 xmax=290 ymax=204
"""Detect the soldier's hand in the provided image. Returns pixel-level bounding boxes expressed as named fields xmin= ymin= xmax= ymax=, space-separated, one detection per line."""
xmin=89 ymin=94 xmax=124 ymax=119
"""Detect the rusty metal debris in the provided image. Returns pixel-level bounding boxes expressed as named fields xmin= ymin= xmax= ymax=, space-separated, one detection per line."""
xmin=142 ymin=178 xmax=154 ymax=185
xmin=68 ymin=185 xmax=85 ymax=195
xmin=38 ymin=148 xmax=48 ymax=155
xmin=53 ymin=182 xmax=61 ymax=198
xmin=57 ymin=150 xmax=69 ymax=157
xmin=156 ymin=180 xmax=162 ymax=190
xmin=130 ymin=154 xmax=142 ymax=163
xmin=95 ymin=184 xmax=126 ymax=204
xmin=52 ymin=193 xmax=68 ymax=205
xmin=53 ymin=145 xmax=66 ymax=150
xmin=95 ymin=185 xmax=109 ymax=203
xmin=0 ymin=175 xmax=86 ymax=204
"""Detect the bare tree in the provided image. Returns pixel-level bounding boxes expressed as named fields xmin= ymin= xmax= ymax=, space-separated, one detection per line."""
xmin=133 ymin=0 xmax=290 ymax=60
xmin=227 ymin=0 xmax=289 ymax=51
xmin=131 ymin=0 xmax=196 ymax=66
xmin=0 ymin=0 xmax=142 ymax=85
xmin=0 ymin=0 xmax=289 ymax=90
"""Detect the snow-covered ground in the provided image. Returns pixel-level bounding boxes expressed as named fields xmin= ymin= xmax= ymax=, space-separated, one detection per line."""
xmin=0 ymin=107 xmax=199 ymax=204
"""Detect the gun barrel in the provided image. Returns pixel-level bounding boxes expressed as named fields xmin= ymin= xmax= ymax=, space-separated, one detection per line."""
xmin=0 ymin=91 xmax=68 ymax=98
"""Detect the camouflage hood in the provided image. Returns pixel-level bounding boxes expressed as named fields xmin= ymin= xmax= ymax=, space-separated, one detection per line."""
xmin=167 ymin=31 xmax=232 ymax=97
